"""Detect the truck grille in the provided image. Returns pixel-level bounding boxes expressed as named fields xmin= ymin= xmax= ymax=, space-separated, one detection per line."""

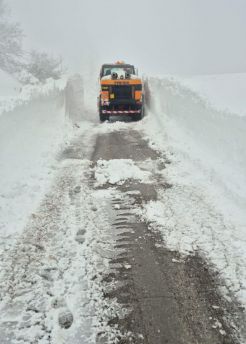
xmin=111 ymin=85 xmax=132 ymax=100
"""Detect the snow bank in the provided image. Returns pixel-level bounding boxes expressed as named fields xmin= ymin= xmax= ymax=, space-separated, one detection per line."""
xmin=147 ymin=76 xmax=246 ymax=213
xmin=0 ymin=76 xmax=84 ymax=238
xmin=173 ymin=73 xmax=246 ymax=117
xmin=0 ymin=76 xmax=67 ymax=116
xmin=142 ymin=75 xmax=246 ymax=311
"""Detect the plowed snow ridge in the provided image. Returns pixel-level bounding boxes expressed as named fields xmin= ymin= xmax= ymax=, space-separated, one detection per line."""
xmin=142 ymin=76 xmax=246 ymax=317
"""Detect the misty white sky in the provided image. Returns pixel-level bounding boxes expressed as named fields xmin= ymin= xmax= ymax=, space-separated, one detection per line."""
xmin=8 ymin=0 xmax=246 ymax=75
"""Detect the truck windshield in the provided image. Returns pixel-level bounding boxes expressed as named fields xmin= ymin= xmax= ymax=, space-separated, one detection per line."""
xmin=102 ymin=65 xmax=135 ymax=77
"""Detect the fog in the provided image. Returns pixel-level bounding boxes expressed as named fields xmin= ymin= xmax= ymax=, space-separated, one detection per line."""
xmin=8 ymin=0 xmax=246 ymax=75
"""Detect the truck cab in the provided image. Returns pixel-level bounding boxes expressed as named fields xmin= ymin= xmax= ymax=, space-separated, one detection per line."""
xmin=98 ymin=61 xmax=144 ymax=121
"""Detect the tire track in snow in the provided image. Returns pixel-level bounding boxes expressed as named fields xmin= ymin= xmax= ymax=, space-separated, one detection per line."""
xmin=91 ymin=128 xmax=241 ymax=344
xmin=0 ymin=122 xmax=243 ymax=344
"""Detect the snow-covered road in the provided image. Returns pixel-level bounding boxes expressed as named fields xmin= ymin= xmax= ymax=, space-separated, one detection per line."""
xmin=0 ymin=122 xmax=241 ymax=344
xmin=0 ymin=74 xmax=246 ymax=343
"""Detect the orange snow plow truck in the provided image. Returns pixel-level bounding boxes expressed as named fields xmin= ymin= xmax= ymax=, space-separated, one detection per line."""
xmin=98 ymin=61 xmax=144 ymax=121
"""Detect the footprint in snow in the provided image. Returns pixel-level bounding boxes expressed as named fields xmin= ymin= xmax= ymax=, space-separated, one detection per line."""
xmin=73 ymin=186 xmax=81 ymax=193
xmin=58 ymin=308 xmax=74 ymax=329
xmin=75 ymin=228 xmax=86 ymax=244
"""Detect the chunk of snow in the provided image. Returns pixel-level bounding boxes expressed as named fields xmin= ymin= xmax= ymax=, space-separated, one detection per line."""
xmin=124 ymin=264 xmax=132 ymax=270
xmin=95 ymin=159 xmax=151 ymax=186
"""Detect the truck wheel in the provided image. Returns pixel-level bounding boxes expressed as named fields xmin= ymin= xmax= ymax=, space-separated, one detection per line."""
xmin=135 ymin=113 xmax=142 ymax=121
xmin=99 ymin=113 xmax=109 ymax=122
xmin=131 ymin=114 xmax=141 ymax=121
xmin=132 ymin=108 xmax=143 ymax=121
xmin=99 ymin=104 xmax=109 ymax=122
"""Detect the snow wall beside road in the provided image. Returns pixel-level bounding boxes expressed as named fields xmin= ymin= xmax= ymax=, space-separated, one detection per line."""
xmin=147 ymin=77 xmax=246 ymax=214
xmin=143 ymin=76 xmax=246 ymax=319
xmin=0 ymin=75 xmax=86 ymax=237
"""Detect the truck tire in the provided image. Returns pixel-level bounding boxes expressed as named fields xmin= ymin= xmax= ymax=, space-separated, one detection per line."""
xmin=99 ymin=103 xmax=109 ymax=122
xmin=99 ymin=110 xmax=109 ymax=122
xmin=100 ymin=113 xmax=109 ymax=122
xmin=132 ymin=106 xmax=144 ymax=121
